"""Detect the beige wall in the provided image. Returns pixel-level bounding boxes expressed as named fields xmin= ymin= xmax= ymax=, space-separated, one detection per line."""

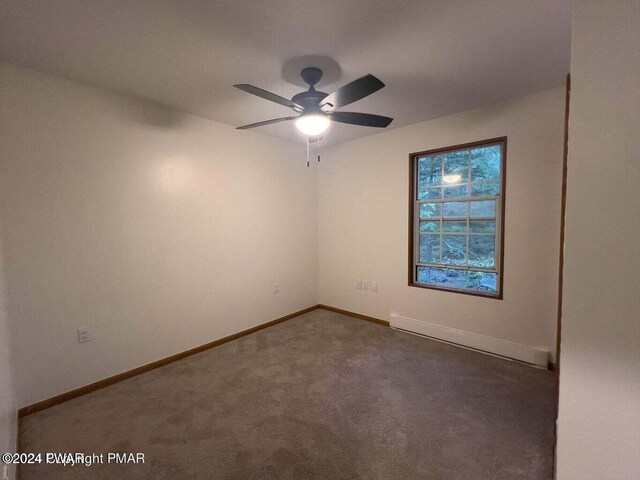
xmin=318 ymin=87 xmax=565 ymax=362
xmin=0 ymin=63 xmax=318 ymax=407
xmin=556 ymin=1 xmax=640 ymax=478
xmin=0 ymin=220 xmax=16 ymax=479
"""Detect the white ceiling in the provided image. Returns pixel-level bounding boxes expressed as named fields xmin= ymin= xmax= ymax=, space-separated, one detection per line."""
xmin=0 ymin=0 xmax=571 ymax=146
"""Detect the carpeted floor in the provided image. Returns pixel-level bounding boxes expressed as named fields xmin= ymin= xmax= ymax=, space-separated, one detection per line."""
xmin=19 ymin=309 xmax=558 ymax=480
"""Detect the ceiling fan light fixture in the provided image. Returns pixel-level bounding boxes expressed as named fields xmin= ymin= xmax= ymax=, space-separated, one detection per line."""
xmin=295 ymin=114 xmax=330 ymax=136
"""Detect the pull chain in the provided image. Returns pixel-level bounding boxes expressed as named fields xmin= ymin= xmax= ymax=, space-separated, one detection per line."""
xmin=306 ymin=137 xmax=309 ymax=168
xmin=317 ymin=136 xmax=321 ymax=163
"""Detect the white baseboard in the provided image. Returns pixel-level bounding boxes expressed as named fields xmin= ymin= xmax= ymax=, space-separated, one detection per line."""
xmin=389 ymin=313 xmax=549 ymax=367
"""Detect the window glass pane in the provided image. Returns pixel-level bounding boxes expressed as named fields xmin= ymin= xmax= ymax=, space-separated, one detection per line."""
xmin=420 ymin=221 xmax=440 ymax=233
xmin=443 ymin=201 xmax=467 ymax=218
xmin=471 ymin=182 xmax=500 ymax=197
xmin=419 ymin=234 xmax=440 ymax=263
xmin=471 ymin=146 xmax=501 ymax=183
xmin=418 ymin=186 xmax=442 ymax=200
xmin=469 ymin=221 xmax=496 ymax=233
xmin=441 ymin=234 xmax=466 ymax=265
xmin=419 ymin=203 xmax=441 ymax=218
xmin=417 ymin=155 xmax=442 ymax=188
xmin=443 ymin=221 xmax=466 ymax=232
xmin=444 ymin=151 xmax=469 ymax=183
xmin=417 ymin=266 xmax=498 ymax=293
xmin=443 ymin=185 xmax=469 ymax=198
xmin=471 ymin=146 xmax=501 ymax=182
xmin=470 ymin=200 xmax=495 ymax=218
xmin=468 ymin=236 xmax=495 ymax=268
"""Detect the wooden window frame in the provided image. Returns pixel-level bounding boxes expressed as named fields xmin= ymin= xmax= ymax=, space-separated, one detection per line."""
xmin=408 ymin=137 xmax=507 ymax=299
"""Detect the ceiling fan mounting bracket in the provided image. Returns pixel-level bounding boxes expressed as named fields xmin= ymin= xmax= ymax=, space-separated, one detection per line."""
xmin=300 ymin=67 xmax=323 ymax=87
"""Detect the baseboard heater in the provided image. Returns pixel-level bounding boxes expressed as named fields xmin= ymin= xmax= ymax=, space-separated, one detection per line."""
xmin=389 ymin=313 xmax=549 ymax=367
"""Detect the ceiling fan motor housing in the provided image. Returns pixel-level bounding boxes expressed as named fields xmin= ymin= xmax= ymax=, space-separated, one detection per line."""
xmin=292 ymin=68 xmax=328 ymax=113
xmin=291 ymin=90 xmax=328 ymax=113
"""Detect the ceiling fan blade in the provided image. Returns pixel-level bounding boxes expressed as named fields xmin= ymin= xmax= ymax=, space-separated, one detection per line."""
xmin=236 ymin=116 xmax=298 ymax=130
xmin=234 ymin=84 xmax=303 ymax=111
xmin=320 ymin=74 xmax=385 ymax=110
xmin=329 ymin=112 xmax=393 ymax=128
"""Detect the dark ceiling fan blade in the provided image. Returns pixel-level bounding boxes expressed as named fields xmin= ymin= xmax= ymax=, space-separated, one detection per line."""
xmin=329 ymin=112 xmax=393 ymax=128
xmin=236 ymin=116 xmax=298 ymax=130
xmin=320 ymin=74 xmax=385 ymax=110
xmin=234 ymin=84 xmax=303 ymax=111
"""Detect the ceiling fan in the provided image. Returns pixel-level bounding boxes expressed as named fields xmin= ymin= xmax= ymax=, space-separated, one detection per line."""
xmin=234 ymin=67 xmax=393 ymax=136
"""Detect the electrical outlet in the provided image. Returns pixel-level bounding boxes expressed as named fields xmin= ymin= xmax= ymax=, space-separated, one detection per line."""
xmin=273 ymin=283 xmax=279 ymax=294
xmin=370 ymin=281 xmax=378 ymax=292
xmin=356 ymin=279 xmax=362 ymax=289
xmin=362 ymin=280 xmax=369 ymax=290
xmin=77 ymin=327 xmax=91 ymax=344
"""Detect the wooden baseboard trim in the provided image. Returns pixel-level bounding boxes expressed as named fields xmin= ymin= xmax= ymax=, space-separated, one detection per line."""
xmin=317 ymin=304 xmax=390 ymax=327
xmin=18 ymin=304 xmax=388 ymax=417
xmin=18 ymin=305 xmax=321 ymax=417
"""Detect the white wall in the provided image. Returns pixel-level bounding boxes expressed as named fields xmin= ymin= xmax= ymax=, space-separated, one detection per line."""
xmin=0 ymin=62 xmax=318 ymax=407
xmin=556 ymin=1 xmax=640 ymax=478
xmin=0 ymin=220 xmax=17 ymax=479
xmin=318 ymin=87 xmax=565 ymax=362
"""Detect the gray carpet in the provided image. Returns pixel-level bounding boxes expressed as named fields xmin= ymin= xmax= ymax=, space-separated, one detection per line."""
xmin=19 ymin=309 xmax=557 ymax=480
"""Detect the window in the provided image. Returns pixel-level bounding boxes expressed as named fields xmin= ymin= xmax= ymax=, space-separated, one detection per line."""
xmin=408 ymin=138 xmax=506 ymax=298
